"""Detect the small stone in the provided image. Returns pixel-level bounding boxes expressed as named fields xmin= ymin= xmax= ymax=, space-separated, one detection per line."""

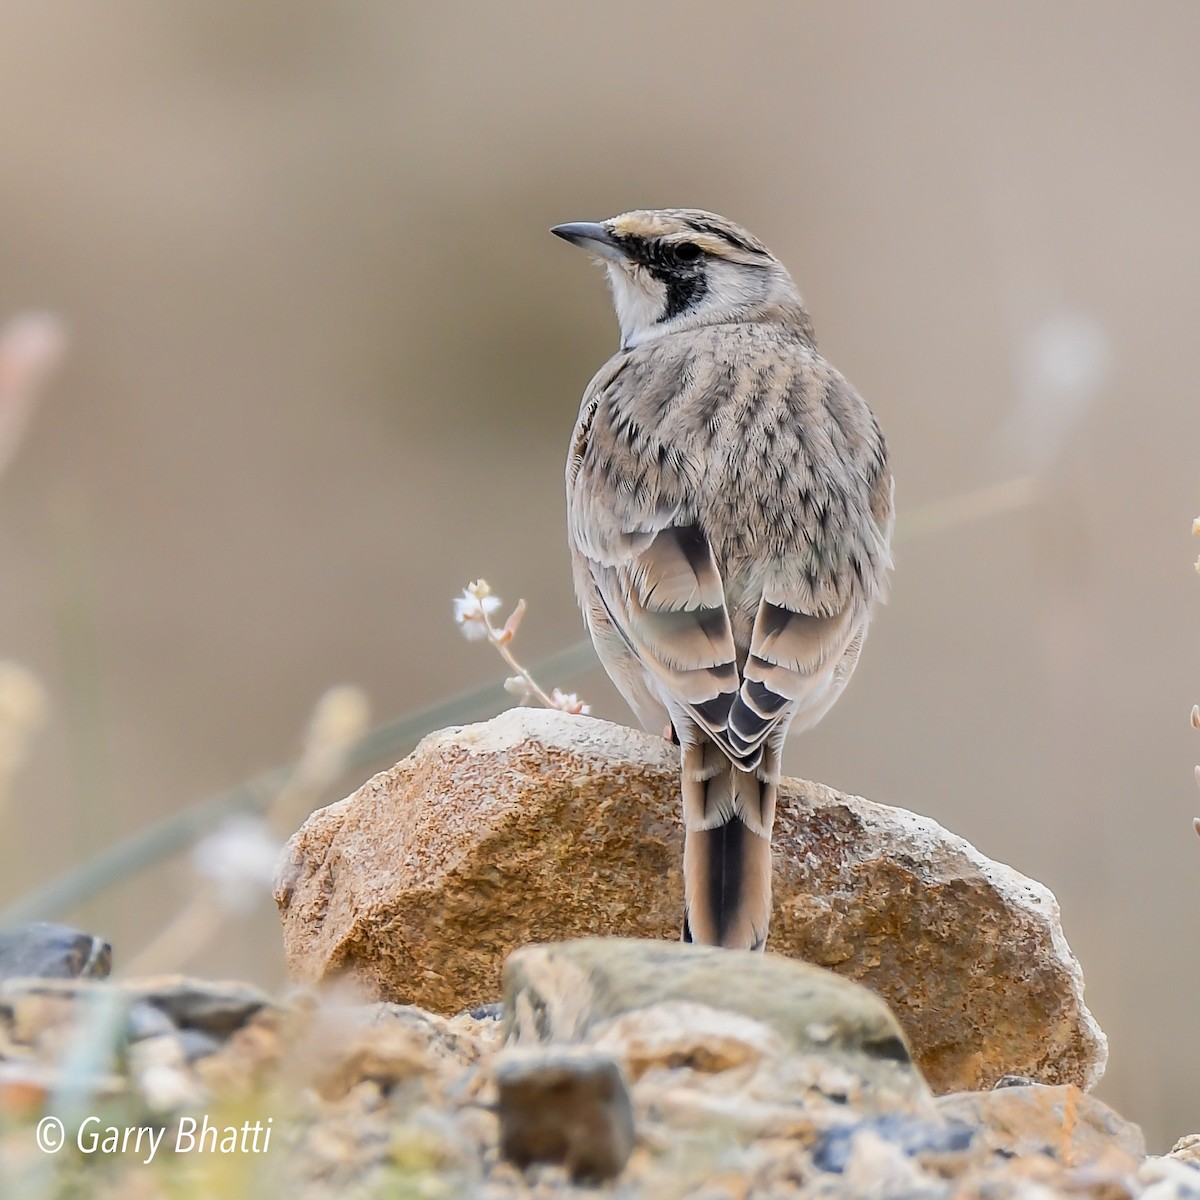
xmin=1168 ymin=1135 xmax=1200 ymax=1165
xmin=494 ymin=1047 xmax=634 ymax=1183
xmin=648 ymin=1088 xmax=832 ymax=1142
xmin=937 ymin=1084 xmax=1144 ymax=1169
xmin=0 ymin=976 xmax=272 ymax=1070
xmin=812 ymin=1113 xmax=974 ymax=1173
xmin=445 ymin=1009 xmax=505 ymax=1057
xmin=467 ymin=1002 xmax=504 ymax=1021
xmin=128 ymin=977 xmax=274 ymax=1037
xmin=0 ymin=922 xmax=111 ymax=981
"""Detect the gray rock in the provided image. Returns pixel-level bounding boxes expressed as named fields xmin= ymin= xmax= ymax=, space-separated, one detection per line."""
xmin=126 ymin=1000 xmax=177 ymax=1041
xmin=993 ymin=1073 xmax=1038 ymax=1088
xmin=494 ymin=1047 xmax=635 ymax=1183
xmin=0 ymin=922 xmax=111 ymax=981
xmin=502 ymin=938 xmax=919 ymax=1087
xmin=0 ymin=975 xmax=276 ymax=1061
xmin=466 ymin=1002 xmax=503 ymax=1022
xmin=132 ymin=977 xmax=274 ymax=1037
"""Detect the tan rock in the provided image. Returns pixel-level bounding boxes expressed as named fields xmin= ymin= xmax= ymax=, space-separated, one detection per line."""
xmin=1166 ymin=1133 xmax=1200 ymax=1164
xmin=275 ymin=708 xmax=1106 ymax=1093
xmin=937 ymin=1084 xmax=1144 ymax=1169
xmin=191 ymin=1008 xmax=285 ymax=1097
xmin=288 ymin=1002 xmax=490 ymax=1101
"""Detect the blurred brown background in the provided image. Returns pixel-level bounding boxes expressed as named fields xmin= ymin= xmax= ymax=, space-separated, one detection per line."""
xmin=0 ymin=1 xmax=1196 ymax=1147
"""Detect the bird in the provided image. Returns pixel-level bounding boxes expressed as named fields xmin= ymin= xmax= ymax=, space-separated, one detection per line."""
xmin=553 ymin=208 xmax=893 ymax=951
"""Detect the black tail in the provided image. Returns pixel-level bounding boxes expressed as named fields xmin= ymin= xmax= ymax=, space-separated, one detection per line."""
xmin=682 ymin=816 xmax=772 ymax=949
xmin=679 ymin=741 xmax=775 ymax=950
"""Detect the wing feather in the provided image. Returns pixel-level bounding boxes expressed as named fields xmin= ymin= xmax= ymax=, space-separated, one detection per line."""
xmin=592 ymin=525 xmax=748 ymax=757
xmin=726 ymin=595 xmax=861 ymax=757
xmin=566 ymin=325 xmax=893 ymax=774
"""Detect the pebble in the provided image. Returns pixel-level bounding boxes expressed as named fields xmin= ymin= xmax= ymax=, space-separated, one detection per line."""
xmin=494 ymin=1047 xmax=635 ymax=1183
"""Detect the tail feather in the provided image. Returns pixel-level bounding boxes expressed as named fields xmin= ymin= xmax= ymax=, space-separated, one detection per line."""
xmin=680 ymin=736 xmax=778 ymax=950
xmin=681 ymin=735 xmax=778 ymax=836
xmin=683 ymin=816 xmax=772 ymax=949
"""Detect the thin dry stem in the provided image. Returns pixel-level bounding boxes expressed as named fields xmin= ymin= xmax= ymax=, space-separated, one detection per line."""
xmin=480 ymin=604 xmax=559 ymax=709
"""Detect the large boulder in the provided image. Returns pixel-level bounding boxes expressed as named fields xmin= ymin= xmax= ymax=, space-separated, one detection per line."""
xmin=274 ymin=708 xmax=1107 ymax=1093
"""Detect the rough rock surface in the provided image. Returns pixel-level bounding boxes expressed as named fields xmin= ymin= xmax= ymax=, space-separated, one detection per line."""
xmin=502 ymin=938 xmax=922 ymax=1102
xmin=937 ymin=1084 xmax=1146 ymax=1168
xmin=1170 ymin=1133 xmax=1200 ymax=1164
xmin=502 ymin=939 xmax=933 ymax=1145
xmin=276 ymin=708 xmax=1106 ymax=1093
xmin=0 ymin=940 xmax=1176 ymax=1200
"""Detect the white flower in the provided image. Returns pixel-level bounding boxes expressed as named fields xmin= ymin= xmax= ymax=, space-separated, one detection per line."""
xmin=453 ymin=584 xmax=502 ymax=641
xmin=191 ymin=816 xmax=282 ymax=913
xmin=550 ymin=689 xmax=590 ymax=715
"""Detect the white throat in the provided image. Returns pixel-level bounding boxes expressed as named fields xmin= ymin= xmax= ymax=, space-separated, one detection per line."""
xmin=604 ymin=263 xmax=668 ymax=349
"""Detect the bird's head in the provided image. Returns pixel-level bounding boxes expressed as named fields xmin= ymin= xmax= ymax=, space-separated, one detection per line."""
xmin=551 ymin=208 xmax=812 ymax=350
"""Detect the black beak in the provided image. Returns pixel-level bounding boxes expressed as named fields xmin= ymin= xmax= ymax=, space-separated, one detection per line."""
xmin=550 ymin=222 xmax=628 ymax=262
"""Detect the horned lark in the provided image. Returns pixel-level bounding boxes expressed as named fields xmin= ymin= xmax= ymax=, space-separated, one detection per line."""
xmin=553 ymin=209 xmax=893 ymax=951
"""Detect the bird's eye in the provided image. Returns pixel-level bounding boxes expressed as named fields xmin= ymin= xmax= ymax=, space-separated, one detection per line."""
xmin=674 ymin=242 xmax=702 ymax=262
